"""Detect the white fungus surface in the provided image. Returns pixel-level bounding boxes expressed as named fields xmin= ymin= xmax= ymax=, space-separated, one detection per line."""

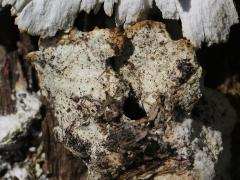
xmin=0 ymin=0 xmax=238 ymax=47
xmin=27 ymin=21 xmax=237 ymax=179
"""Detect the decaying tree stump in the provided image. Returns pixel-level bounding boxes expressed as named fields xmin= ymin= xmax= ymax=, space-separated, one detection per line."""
xmin=28 ymin=21 xmax=237 ymax=179
xmin=0 ymin=1 xmax=239 ymax=179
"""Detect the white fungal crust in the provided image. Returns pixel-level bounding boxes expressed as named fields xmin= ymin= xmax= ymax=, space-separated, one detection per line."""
xmin=28 ymin=28 xmax=128 ymax=179
xmin=26 ymin=21 xmax=226 ymax=179
xmin=162 ymin=89 xmax=237 ymax=180
xmin=121 ymin=21 xmax=202 ymax=116
xmin=25 ymin=20 xmax=237 ymax=179
xmin=0 ymin=0 xmax=238 ymax=47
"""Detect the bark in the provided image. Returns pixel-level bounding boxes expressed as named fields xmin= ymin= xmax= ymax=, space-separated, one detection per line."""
xmin=0 ymin=46 xmax=16 ymax=115
xmin=0 ymin=33 xmax=37 ymax=115
xmin=42 ymin=105 xmax=87 ymax=180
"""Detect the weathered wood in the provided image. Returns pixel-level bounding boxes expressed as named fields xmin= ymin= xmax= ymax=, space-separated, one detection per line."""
xmin=42 ymin=105 xmax=87 ymax=180
xmin=0 ymin=46 xmax=16 ymax=115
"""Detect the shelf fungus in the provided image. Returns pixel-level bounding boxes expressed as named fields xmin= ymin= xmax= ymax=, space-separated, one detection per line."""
xmin=27 ymin=21 xmax=236 ymax=179
xmin=0 ymin=0 xmax=238 ymax=47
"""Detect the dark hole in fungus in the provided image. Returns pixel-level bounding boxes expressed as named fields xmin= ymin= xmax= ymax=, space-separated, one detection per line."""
xmin=145 ymin=140 xmax=160 ymax=156
xmin=106 ymin=57 xmax=117 ymax=71
xmin=123 ymin=93 xmax=147 ymax=120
